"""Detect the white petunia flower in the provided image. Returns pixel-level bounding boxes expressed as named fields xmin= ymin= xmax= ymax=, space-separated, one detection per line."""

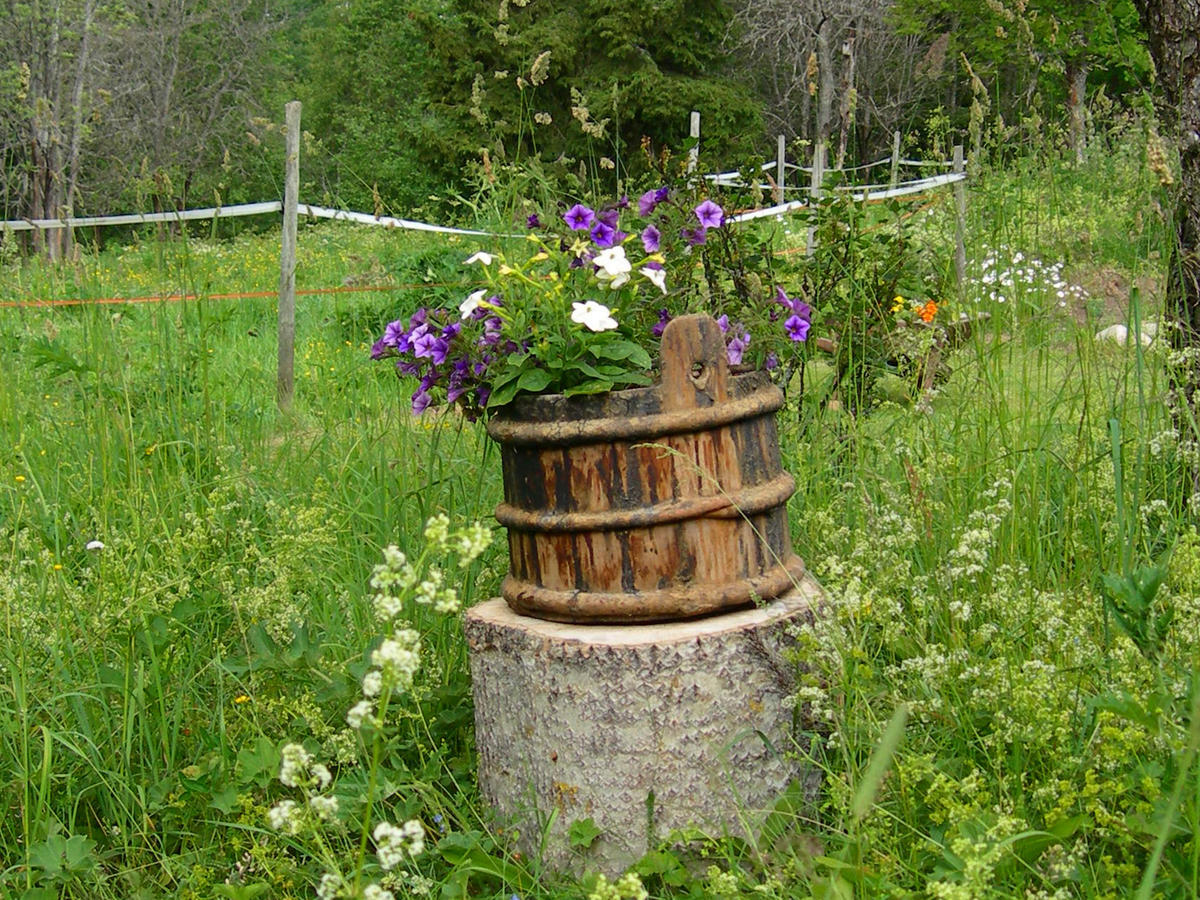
xmin=639 ymin=265 xmax=667 ymax=294
xmin=86 ymin=540 xmax=105 ymax=551
xmin=571 ymin=300 xmax=618 ymax=332
xmin=462 ymin=251 xmax=494 ymax=266
xmin=592 ymin=246 xmax=631 ymax=281
xmin=459 ymin=289 xmax=487 ymax=319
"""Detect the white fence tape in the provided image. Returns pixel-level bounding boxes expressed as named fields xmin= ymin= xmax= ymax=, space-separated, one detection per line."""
xmin=0 ymin=201 xmax=283 ymax=232
xmin=298 ymin=204 xmax=503 ymax=237
xmin=728 ymin=172 xmax=965 ymax=223
xmin=0 ymin=167 xmax=964 ymax=237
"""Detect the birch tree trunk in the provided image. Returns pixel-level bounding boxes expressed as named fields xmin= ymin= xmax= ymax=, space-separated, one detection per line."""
xmin=1133 ymin=0 xmax=1200 ymax=422
xmin=1067 ymin=61 xmax=1089 ymax=165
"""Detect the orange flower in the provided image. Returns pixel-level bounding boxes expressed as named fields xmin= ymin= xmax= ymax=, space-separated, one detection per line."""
xmin=918 ymin=300 xmax=938 ymax=323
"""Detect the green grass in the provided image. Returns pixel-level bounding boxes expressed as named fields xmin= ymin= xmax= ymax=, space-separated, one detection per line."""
xmin=1 ymin=129 xmax=1198 ymax=898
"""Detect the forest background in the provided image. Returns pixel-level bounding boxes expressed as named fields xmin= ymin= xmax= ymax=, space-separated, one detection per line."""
xmin=0 ymin=0 xmax=1153 ymax=248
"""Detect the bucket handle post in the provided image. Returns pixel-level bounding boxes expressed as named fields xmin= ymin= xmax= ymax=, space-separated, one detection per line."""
xmin=660 ymin=315 xmax=730 ymax=412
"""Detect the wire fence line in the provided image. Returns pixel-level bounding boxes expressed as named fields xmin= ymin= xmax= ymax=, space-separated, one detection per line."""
xmin=0 ymin=167 xmax=963 ymax=239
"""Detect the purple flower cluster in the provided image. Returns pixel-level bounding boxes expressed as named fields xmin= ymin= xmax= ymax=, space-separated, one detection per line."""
xmin=371 ymin=306 xmax=505 ymax=418
xmin=775 ymin=287 xmax=812 ymax=342
xmin=371 ymin=182 xmax=814 ymax=415
xmin=564 ymin=204 xmax=627 ymax=249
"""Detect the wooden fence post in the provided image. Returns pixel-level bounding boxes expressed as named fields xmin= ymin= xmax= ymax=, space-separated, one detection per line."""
xmin=776 ymin=134 xmax=786 ymax=203
xmin=806 ymin=141 xmax=825 ymax=256
xmin=278 ymin=100 xmax=301 ymax=412
xmin=890 ymin=130 xmax=901 ymax=190
xmin=953 ymin=144 xmax=966 ymax=287
xmin=687 ymin=111 xmax=700 ymax=177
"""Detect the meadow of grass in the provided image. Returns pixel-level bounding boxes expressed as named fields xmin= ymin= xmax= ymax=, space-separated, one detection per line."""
xmin=1 ymin=126 xmax=1198 ymax=899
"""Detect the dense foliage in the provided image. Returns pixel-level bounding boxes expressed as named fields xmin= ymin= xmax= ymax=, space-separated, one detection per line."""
xmin=0 ymin=0 xmax=1156 ymax=227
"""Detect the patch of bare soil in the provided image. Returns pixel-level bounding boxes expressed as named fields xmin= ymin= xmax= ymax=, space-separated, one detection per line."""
xmin=1067 ymin=263 xmax=1164 ymax=328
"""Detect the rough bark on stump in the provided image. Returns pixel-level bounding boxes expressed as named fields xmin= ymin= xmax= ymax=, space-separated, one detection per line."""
xmin=465 ymin=578 xmax=824 ymax=876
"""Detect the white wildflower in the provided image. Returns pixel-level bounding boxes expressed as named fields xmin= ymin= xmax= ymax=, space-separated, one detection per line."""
xmin=424 ymin=513 xmax=451 ymax=548
xmin=268 ymin=799 xmax=302 ymax=833
xmin=362 ymin=670 xmax=383 ymax=697
xmin=347 ymin=699 xmax=375 ymax=729
xmin=309 ymin=794 xmax=339 ymax=821
xmin=279 ymin=743 xmax=313 ymax=788
xmin=317 ymin=872 xmax=343 ymax=900
xmin=374 ymin=819 xmax=426 ymax=870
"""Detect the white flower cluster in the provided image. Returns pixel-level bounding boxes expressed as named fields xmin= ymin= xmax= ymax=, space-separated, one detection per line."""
xmin=423 ymin=513 xmax=451 ymax=550
xmin=373 ymin=819 xmax=425 ymax=870
xmin=414 ymin=567 xmax=459 ymax=613
xmin=944 ymin=478 xmax=1012 ymax=584
xmin=973 ymin=248 xmax=1089 ymax=309
xmin=370 ymin=519 xmax=491 ymax=623
xmin=268 ymin=799 xmax=303 ymax=833
xmin=309 ymin=794 xmax=339 ymax=821
xmin=453 ymin=521 xmax=492 ymax=566
xmin=279 ymin=742 xmax=331 ymax=790
xmin=588 ymin=871 xmax=649 ymax=900
xmin=268 ymin=746 xmax=341 ymax=839
xmin=371 ymin=629 xmax=421 ymax=692
xmin=370 ymin=546 xmax=419 ymax=622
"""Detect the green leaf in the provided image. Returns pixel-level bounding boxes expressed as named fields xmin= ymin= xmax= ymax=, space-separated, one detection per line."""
xmin=212 ymin=884 xmax=270 ymax=900
xmin=29 ymin=835 xmax=67 ymax=879
xmin=515 ymin=368 xmax=555 ymax=394
xmin=563 ymin=379 xmax=616 ymax=397
xmin=851 ymin=704 xmax=909 ymax=820
xmin=567 ymin=817 xmax=602 ymax=848
xmin=62 ymin=835 xmax=96 ymax=871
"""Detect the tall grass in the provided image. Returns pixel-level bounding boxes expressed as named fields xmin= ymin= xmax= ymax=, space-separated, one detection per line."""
xmin=1 ymin=128 xmax=1197 ymax=898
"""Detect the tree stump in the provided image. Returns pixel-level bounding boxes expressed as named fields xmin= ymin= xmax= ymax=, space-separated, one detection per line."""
xmin=465 ymin=575 xmax=824 ymax=876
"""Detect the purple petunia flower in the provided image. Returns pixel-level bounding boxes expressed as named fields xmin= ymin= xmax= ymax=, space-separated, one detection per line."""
xmin=383 ymin=319 xmax=407 ymax=347
xmin=590 ymin=220 xmax=617 ymax=248
xmin=397 ymin=359 xmax=421 ymax=376
xmin=370 ymin=336 xmax=393 ymax=360
xmin=412 ymin=329 xmax=449 ymax=364
xmin=526 ymin=212 xmax=542 ymax=229
xmin=617 ymin=194 xmax=630 ymax=209
xmin=652 ymin=308 xmax=671 ymax=337
xmin=638 ymin=189 xmax=663 ymax=217
xmin=597 ymin=208 xmax=620 ymax=229
xmin=765 ymin=351 xmax=779 ymax=370
xmin=683 ymin=227 xmax=707 ymax=247
xmin=726 ymin=331 xmax=749 ymax=366
xmin=716 ymin=314 xmax=729 ymax=333
xmin=775 ymin=286 xmax=812 ymax=320
xmin=564 ymin=204 xmax=595 ymax=231
xmin=641 ymin=225 xmax=661 ymax=253
xmin=412 ymin=390 xmax=432 ymax=415
xmin=784 ymin=314 xmax=811 ymax=342
xmin=694 ymin=199 xmax=724 ymax=229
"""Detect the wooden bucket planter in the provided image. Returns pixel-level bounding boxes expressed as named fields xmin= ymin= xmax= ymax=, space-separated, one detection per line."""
xmin=486 ymin=314 xmax=806 ymax=624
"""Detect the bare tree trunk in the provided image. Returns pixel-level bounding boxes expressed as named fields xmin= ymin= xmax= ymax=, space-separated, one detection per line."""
xmin=63 ymin=0 xmax=98 ymax=260
xmin=1067 ymin=61 xmax=1088 ymax=165
xmin=835 ymin=26 xmax=856 ymax=170
xmin=815 ymin=16 xmax=835 ymax=148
